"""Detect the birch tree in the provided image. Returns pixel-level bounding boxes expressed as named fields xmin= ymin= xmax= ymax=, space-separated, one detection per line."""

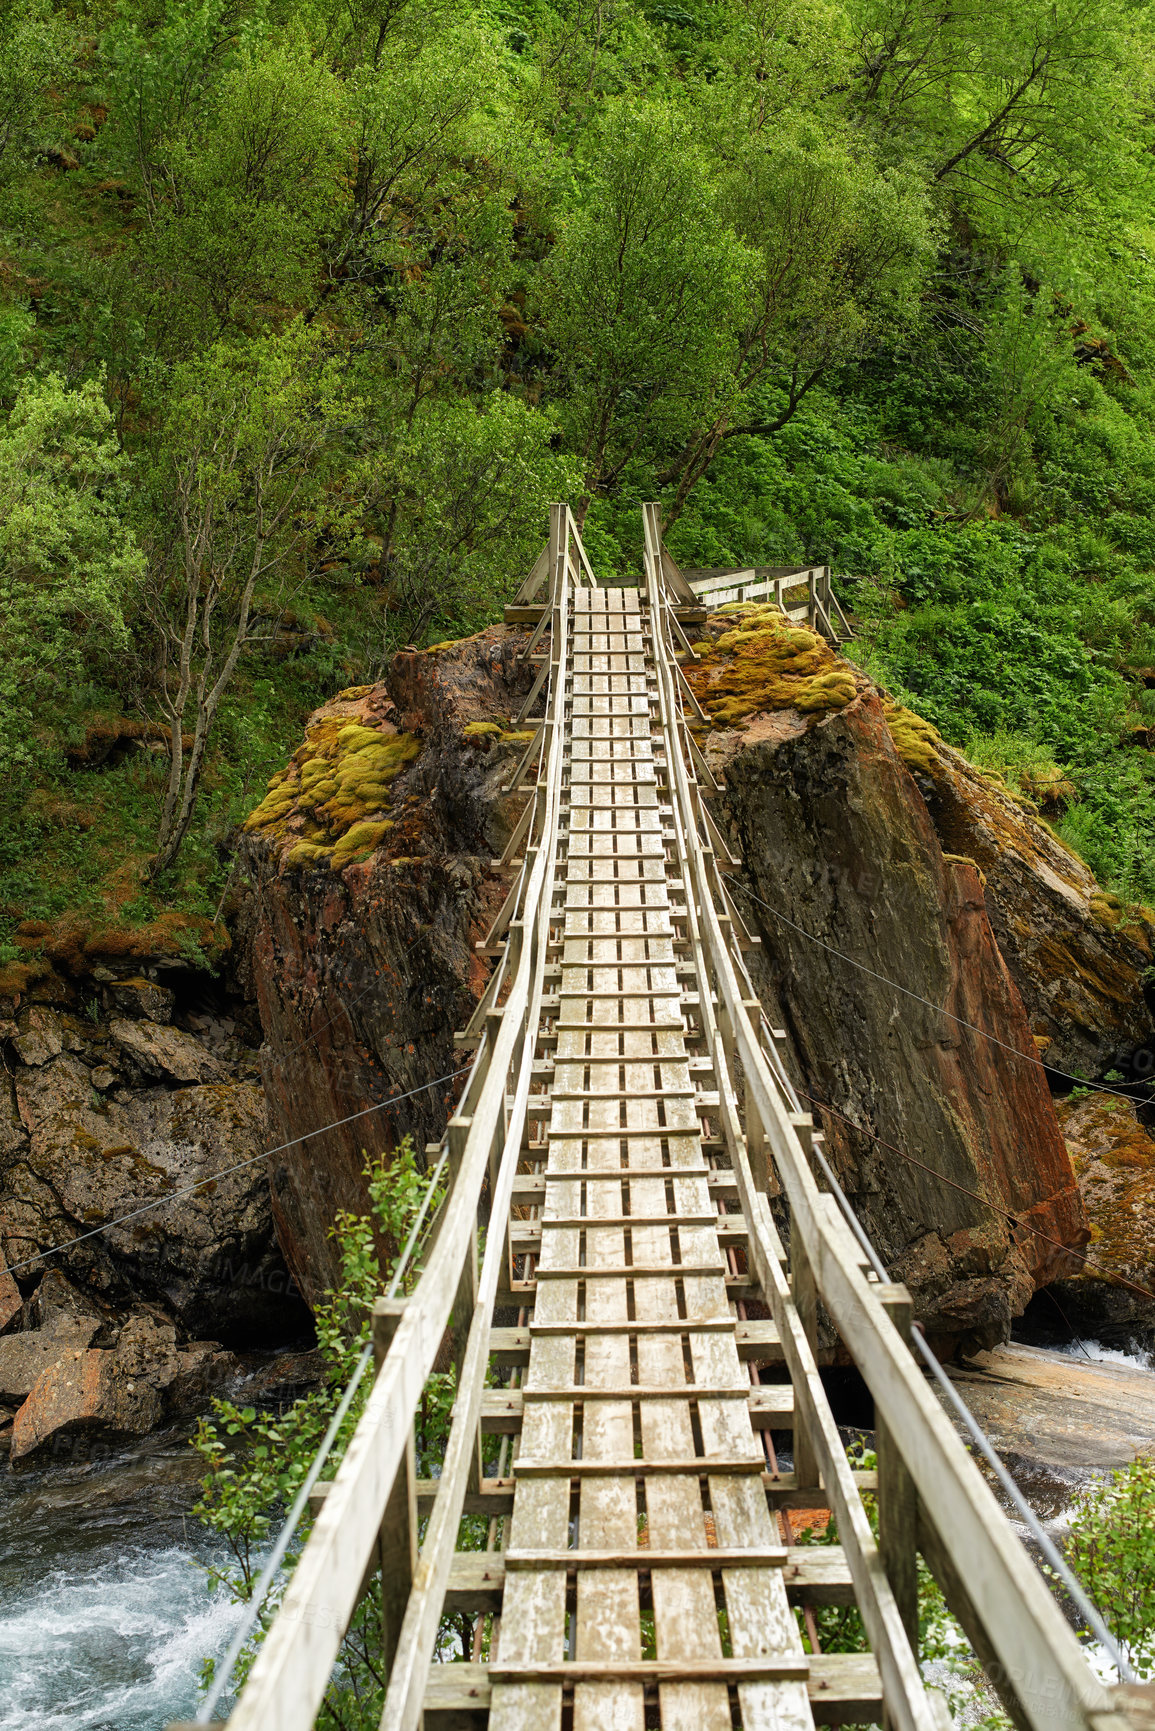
xmin=147 ymin=323 xmax=349 ymax=875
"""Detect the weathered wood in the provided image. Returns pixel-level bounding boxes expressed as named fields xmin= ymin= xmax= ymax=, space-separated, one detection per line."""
xmin=423 ymin=1652 xmax=885 ymax=1722
xmin=876 ymin=1286 xmax=919 ymax=1661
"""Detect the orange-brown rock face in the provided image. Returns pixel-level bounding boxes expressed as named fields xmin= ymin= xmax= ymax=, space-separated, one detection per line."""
xmin=704 ymin=682 xmax=1089 ymax=1351
xmin=1047 ymin=1096 xmax=1155 ymax=1347
xmin=919 ymin=744 xmax=1155 ymax=1081
xmin=241 ymin=627 xmax=536 ymax=1303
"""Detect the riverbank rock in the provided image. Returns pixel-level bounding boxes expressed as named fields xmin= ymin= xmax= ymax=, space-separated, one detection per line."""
xmin=941 ymin=1342 xmax=1155 ymax=1515
xmin=0 ymin=978 xmax=310 ymax=1355
xmin=239 ymin=632 xmax=534 ymax=1302
xmin=1035 ymin=1096 xmax=1155 ymax=1350
xmin=2 ymin=1294 xmax=249 ymax=1461
xmin=10 ymin=1344 xmax=164 ymax=1461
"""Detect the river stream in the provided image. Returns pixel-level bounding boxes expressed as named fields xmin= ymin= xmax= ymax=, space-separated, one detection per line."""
xmin=0 ymin=1427 xmax=248 ymax=1730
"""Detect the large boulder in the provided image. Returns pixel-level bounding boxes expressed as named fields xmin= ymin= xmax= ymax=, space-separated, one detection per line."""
xmin=10 ymin=1344 xmax=164 ymax=1461
xmin=700 ymin=683 xmax=1087 ymax=1350
xmin=240 ymin=636 xmax=533 ymax=1302
xmin=0 ymin=1317 xmax=100 ymax=1403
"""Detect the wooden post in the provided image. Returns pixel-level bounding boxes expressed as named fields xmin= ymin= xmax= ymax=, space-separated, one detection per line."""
xmin=372 ymin=1299 xmax=419 ymax=1677
xmin=790 ymin=1231 xmax=820 ymax=1491
xmin=876 ymin=1285 xmax=919 ymax=1681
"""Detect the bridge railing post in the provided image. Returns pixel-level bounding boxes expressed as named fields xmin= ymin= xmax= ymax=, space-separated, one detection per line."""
xmin=789 ymin=1230 xmax=820 ymax=1493
xmin=875 ymin=1285 xmax=920 ymax=1666
xmin=372 ymin=1299 xmax=419 ymax=1678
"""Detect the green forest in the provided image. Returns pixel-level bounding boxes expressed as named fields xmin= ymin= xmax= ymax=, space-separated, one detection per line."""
xmin=3 ymin=0 xmax=1155 ymax=956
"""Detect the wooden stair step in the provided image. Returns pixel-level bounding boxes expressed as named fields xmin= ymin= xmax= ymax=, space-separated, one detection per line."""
xmin=442 ymin=1544 xmax=853 ymax=1612
xmin=423 ymin=1651 xmax=881 ymax=1724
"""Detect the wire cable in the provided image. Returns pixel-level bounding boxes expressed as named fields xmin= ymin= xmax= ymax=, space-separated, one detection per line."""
xmin=197 ymin=1341 xmax=374 ymax=1725
xmin=722 ymin=870 xmax=1153 ymax=1108
xmin=4 ymin=1064 xmax=470 ymax=1279
xmin=197 ymin=1119 xmax=457 ymax=1721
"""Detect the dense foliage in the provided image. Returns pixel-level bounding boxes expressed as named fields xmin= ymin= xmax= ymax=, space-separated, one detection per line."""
xmin=192 ymin=1140 xmax=467 ymax=1725
xmin=1067 ymin=1451 xmax=1155 ymax=1677
xmin=1 ymin=0 xmax=1154 ymax=940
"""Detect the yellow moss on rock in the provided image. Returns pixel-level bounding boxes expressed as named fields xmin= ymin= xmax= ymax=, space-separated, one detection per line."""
xmin=464 ymin=721 xmax=504 ymax=739
xmin=284 ymin=840 xmax=333 ymax=870
xmin=243 ymin=717 xmax=422 ymax=868
xmin=331 ymin=820 xmax=394 ymax=869
xmin=685 ymin=607 xmax=857 ymax=728
xmin=884 ymin=703 xmax=941 ymax=775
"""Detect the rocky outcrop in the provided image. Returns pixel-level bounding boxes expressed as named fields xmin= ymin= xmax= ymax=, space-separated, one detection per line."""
xmin=0 ymin=955 xmax=312 ymax=1459
xmin=700 ymin=685 xmax=1087 ymax=1349
xmin=678 ymin=603 xmax=1155 ymax=1348
xmin=240 ymin=634 xmax=534 ymax=1302
xmin=917 ymin=744 xmax=1155 ymax=1081
xmin=178 ymin=603 xmax=1149 ymax=1354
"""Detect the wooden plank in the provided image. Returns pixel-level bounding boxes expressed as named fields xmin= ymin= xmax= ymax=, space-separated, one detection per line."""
xmin=423 ymin=1653 xmax=881 ymax=1722
xmin=443 ymin=1546 xmax=851 ymax=1608
xmin=570 ymin=1126 xmax=644 ymax=1731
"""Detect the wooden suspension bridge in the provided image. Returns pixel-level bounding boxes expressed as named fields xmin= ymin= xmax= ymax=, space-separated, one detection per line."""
xmin=189 ymin=506 xmax=1155 ymax=1731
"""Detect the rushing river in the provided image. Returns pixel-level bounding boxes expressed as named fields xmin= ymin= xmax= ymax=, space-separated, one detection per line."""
xmin=0 ymin=1427 xmax=248 ymax=1730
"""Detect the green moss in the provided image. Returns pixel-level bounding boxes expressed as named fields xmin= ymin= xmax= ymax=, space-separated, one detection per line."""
xmin=330 ymin=819 xmax=394 ymax=869
xmin=463 ymin=721 xmax=504 ymax=738
xmin=884 ymin=703 xmax=941 ymax=775
xmin=285 ymin=840 xmax=333 ymax=870
xmin=245 ymin=721 xmax=420 ymax=867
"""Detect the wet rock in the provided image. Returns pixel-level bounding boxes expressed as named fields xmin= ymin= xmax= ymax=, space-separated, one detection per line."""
xmin=707 ymin=685 xmax=1088 ymax=1350
xmin=166 ymin=1341 xmax=241 ymax=1414
xmin=108 ymin=978 xmax=175 ymax=1024
xmin=941 ymin=1342 xmax=1155 ymax=1509
xmin=106 ymin=1017 xmax=225 ymax=1083
xmin=10 ymin=1344 xmax=163 ymax=1462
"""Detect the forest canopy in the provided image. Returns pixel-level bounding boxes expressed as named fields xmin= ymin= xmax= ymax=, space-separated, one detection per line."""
xmin=1 ymin=0 xmax=1154 ymax=939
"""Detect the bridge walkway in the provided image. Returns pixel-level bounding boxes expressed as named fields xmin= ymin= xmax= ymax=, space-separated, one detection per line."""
xmin=489 ymin=582 xmax=809 ymax=1731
